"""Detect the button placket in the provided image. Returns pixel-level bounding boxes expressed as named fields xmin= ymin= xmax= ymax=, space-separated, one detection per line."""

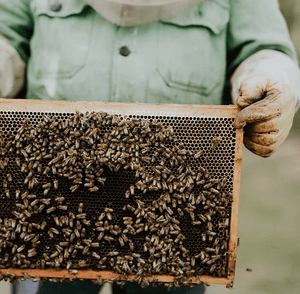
xmin=112 ymin=27 xmax=136 ymax=102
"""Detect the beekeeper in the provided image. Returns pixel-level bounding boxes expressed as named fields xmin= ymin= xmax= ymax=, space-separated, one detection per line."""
xmin=0 ymin=0 xmax=300 ymax=293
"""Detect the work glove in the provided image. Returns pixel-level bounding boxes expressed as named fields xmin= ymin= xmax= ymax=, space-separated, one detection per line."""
xmin=0 ymin=34 xmax=25 ymax=98
xmin=231 ymin=50 xmax=300 ymax=157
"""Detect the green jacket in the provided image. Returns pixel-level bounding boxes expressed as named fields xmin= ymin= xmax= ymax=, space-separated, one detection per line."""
xmin=0 ymin=0 xmax=298 ymax=105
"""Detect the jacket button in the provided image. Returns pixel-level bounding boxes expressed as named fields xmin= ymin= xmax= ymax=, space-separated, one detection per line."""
xmin=51 ymin=3 xmax=62 ymax=12
xmin=119 ymin=46 xmax=130 ymax=57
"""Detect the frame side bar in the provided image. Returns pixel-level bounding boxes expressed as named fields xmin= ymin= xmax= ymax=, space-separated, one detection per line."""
xmin=227 ymin=127 xmax=243 ymax=283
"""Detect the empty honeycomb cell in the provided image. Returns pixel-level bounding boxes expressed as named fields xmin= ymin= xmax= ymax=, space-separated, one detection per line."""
xmin=0 ymin=109 xmax=238 ymax=287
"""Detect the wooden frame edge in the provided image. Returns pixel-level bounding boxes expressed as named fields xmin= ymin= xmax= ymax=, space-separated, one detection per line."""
xmin=0 ymin=269 xmax=232 ymax=285
xmin=0 ymin=99 xmax=238 ymax=118
xmin=227 ymin=127 xmax=243 ymax=283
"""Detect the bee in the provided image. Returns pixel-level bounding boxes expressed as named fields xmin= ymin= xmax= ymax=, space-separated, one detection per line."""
xmin=164 ymin=206 xmax=174 ymax=217
xmin=31 ymin=235 xmax=39 ymax=244
xmin=194 ymin=150 xmax=203 ymax=159
xmin=42 ymin=183 xmax=51 ymax=189
xmin=76 ymin=213 xmax=86 ymax=220
xmin=82 ymin=246 xmax=89 ymax=255
xmin=32 ymin=161 xmax=39 ymax=170
xmin=27 ymin=194 xmax=37 ymax=199
xmin=129 ymin=242 xmax=134 ymax=251
xmin=5 ymin=189 xmax=10 ymax=198
xmin=17 ymin=245 xmax=26 ymax=253
xmin=53 ymin=216 xmax=60 ymax=226
xmin=192 ymin=221 xmax=202 ymax=226
xmin=53 ymin=181 xmax=58 ymax=192
xmin=55 ymin=197 xmax=65 ymax=203
xmin=43 ymin=167 xmax=51 ymax=175
xmin=76 ymin=221 xmax=81 ymax=230
xmin=176 ymin=208 xmax=184 ymax=217
xmin=58 ymin=205 xmax=67 ymax=210
xmin=28 ymin=250 xmax=37 ymax=258
xmin=81 ymin=228 xmax=86 ymax=238
xmin=43 ymin=154 xmax=52 ymax=159
xmin=211 ymin=136 xmax=222 ymax=151
xmin=210 ymin=188 xmax=219 ymax=195
xmin=74 ymin=228 xmax=80 ymax=238
xmin=26 ymin=223 xmax=33 ymax=233
xmin=106 ymin=213 xmax=112 ymax=221
xmin=78 ymin=260 xmax=87 ymax=268
xmin=213 ymin=238 xmax=220 ymax=247
xmin=130 ymin=185 xmax=135 ymax=195
xmin=104 ymin=236 xmax=114 ymax=242
xmin=15 ymin=157 xmax=21 ymax=167
xmin=36 ymin=204 xmax=45 ymax=214
xmin=81 ymin=219 xmax=90 ymax=226
xmin=226 ymin=282 xmax=233 ymax=289
xmin=127 ymin=204 xmax=137 ymax=214
xmin=96 ymin=177 xmax=106 ymax=185
xmin=30 ymin=199 xmax=39 ymax=207
xmin=89 ymin=186 xmax=99 ymax=192
xmin=2 ymin=179 xmax=8 ymax=188
xmin=69 ymin=269 xmax=78 ymax=275
xmin=70 ymin=185 xmax=79 ymax=193
xmin=125 ymin=190 xmax=130 ymax=198
xmin=50 ymin=252 xmax=59 ymax=259
xmin=38 ymin=198 xmax=49 ymax=206
xmin=6 ymin=173 xmax=12 ymax=182
xmin=207 ymin=231 xmax=216 ymax=236
xmin=50 ymin=227 xmax=59 ymax=235
xmin=23 ymin=209 xmax=32 ymax=217
xmin=46 ymin=207 xmax=56 ymax=214
xmin=11 ymin=244 xmax=18 ymax=254
xmin=77 ymin=203 xmax=83 ymax=213
xmin=14 ymin=190 xmax=21 ymax=200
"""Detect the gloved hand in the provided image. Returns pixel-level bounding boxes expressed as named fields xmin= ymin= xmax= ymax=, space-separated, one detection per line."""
xmin=231 ymin=50 xmax=300 ymax=157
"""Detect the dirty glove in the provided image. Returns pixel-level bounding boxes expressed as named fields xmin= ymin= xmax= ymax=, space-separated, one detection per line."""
xmin=0 ymin=34 xmax=25 ymax=98
xmin=231 ymin=50 xmax=300 ymax=157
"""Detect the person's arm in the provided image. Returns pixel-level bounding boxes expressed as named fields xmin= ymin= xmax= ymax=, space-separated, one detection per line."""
xmin=0 ymin=0 xmax=33 ymax=97
xmin=226 ymin=0 xmax=299 ymax=157
xmin=0 ymin=34 xmax=26 ymax=97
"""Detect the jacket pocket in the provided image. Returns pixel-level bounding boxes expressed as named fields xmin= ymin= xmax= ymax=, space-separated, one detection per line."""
xmin=30 ymin=0 xmax=93 ymax=78
xmin=157 ymin=0 xmax=229 ymax=98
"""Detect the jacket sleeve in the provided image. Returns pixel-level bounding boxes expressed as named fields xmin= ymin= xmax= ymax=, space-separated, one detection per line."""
xmin=0 ymin=0 xmax=33 ymax=62
xmin=0 ymin=35 xmax=26 ymax=97
xmin=223 ymin=0 xmax=299 ymax=104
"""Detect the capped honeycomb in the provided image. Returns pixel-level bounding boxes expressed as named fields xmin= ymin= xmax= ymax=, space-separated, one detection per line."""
xmin=0 ymin=101 xmax=241 ymax=288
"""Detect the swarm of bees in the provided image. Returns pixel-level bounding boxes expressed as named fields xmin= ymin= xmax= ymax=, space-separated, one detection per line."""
xmin=0 ymin=111 xmax=234 ymax=288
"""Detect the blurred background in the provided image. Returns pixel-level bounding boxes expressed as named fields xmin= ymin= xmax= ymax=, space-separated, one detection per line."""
xmin=208 ymin=1 xmax=300 ymax=293
xmin=0 ymin=1 xmax=300 ymax=293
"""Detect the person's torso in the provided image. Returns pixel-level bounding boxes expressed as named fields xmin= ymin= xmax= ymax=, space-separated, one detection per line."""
xmin=27 ymin=0 xmax=229 ymax=105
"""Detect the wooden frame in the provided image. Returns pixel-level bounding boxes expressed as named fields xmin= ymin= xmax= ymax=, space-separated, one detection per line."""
xmin=0 ymin=99 xmax=243 ymax=286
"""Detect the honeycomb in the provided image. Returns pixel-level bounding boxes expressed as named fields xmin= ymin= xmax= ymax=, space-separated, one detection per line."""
xmin=0 ymin=108 xmax=237 ymax=287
